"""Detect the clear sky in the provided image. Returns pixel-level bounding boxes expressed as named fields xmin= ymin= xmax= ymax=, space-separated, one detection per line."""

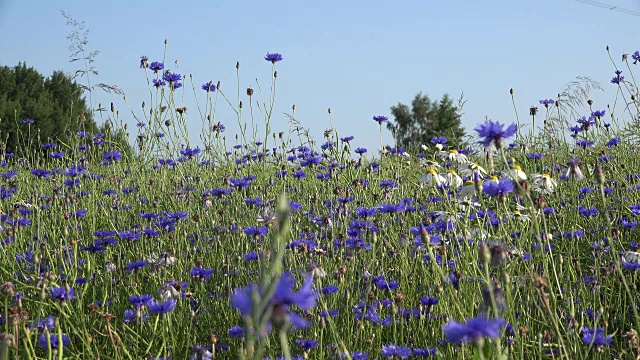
xmin=1 ymin=0 xmax=639 ymax=156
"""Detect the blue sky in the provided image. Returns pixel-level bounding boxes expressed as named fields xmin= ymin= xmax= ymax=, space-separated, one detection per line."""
xmin=1 ymin=0 xmax=639 ymax=156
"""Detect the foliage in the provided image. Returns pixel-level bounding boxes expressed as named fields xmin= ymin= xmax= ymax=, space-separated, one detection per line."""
xmin=0 ymin=63 xmax=97 ymax=154
xmin=1 ymin=42 xmax=640 ymax=360
xmin=387 ymin=92 xmax=466 ymax=150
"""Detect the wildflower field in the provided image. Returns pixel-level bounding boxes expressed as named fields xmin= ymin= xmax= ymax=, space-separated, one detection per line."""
xmin=2 ymin=48 xmax=640 ymax=360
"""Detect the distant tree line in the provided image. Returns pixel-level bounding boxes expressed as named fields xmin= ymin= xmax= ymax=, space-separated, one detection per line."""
xmin=387 ymin=92 xmax=467 ymax=150
xmin=0 ymin=62 xmax=129 ymax=156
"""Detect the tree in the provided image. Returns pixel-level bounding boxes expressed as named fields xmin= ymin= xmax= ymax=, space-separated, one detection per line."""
xmin=0 ymin=62 xmax=98 ymax=154
xmin=387 ymin=92 xmax=466 ymax=150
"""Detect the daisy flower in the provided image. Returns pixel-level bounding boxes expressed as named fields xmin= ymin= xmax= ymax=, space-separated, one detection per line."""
xmin=458 ymin=162 xmax=487 ymax=178
xmin=420 ymin=168 xmax=445 ymax=187
xmin=530 ymin=173 xmax=558 ymax=194
xmin=443 ymin=170 xmax=463 ymax=188
xmin=438 ymin=149 xmax=468 ymax=163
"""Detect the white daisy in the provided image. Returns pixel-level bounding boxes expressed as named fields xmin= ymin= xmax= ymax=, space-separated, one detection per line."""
xmin=438 ymin=149 xmax=468 ymax=163
xmin=530 ymin=173 xmax=558 ymax=194
xmin=458 ymin=180 xmax=476 ymax=198
xmin=509 ymin=210 xmax=531 ymax=222
xmin=458 ymin=162 xmax=488 ymax=178
xmin=457 ymin=197 xmax=481 ymax=211
xmin=434 ymin=210 xmax=462 ymax=222
xmin=502 ymin=165 xmax=527 ymax=182
xmin=420 ymin=168 xmax=445 ymax=187
xmin=443 ymin=170 xmax=463 ymax=189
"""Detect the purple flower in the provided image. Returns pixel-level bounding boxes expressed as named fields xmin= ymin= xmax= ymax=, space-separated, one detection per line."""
xmin=373 ymin=115 xmax=388 ymax=124
xmin=296 ymin=338 xmax=319 ymax=350
xmin=38 ymin=333 xmax=71 ymax=350
xmin=606 ymin=136 xmax=620 ymax=147
xmin=23 ymin=119 xmax=34 ymax=124
xmin=163 ymin=72 xmax=183 ymax=89
xmin=129 ymin=294 xmax=153 ymax=309
xmin=147 ymin=299 xmax=177 ymax=315
xmin=265 ymin=52 xmax=283 ymax=63
xmin=191 ymin=267 xmax=214 ymax=282
xmin=103 ymin=150 xmax=122 ymax=162
xmin=202 ymin=82 xmax=216 ymax=92
xmin=539 ymin=99 xmax=555 ymax=106
xmin=581 ymin=327 xmax=612 ymax=347
xmin=474 ymin=120 xmax=517 ymax=149
xmin=230 ymin=272 xmax=317 ymax=332
xmin=483 ymin=178 xmax=514 ymax=198
xmin=50 ymin=287 xmax=76 ymax=302
xmin=152 ymin=79 xmax=166 ymax=88
xmin=611 ymin=70 xmax=624 ymax=84
xmin=180 ymin=147 xmax=201 ymax=158
xmin=149 ymin=61 xmax=164 ymax=73
xmin=431 ymin=136 xmax=448 ymax=145
xmin=228 ymin=325 xmax=244 ymax=338
xmin=381 ymin=344 xmax=412 ymax=358
xmin=632 ymin=50 xmax=640 ymax=64
xmin=442 ymin=316 xmax=506 ymax=343
xmin=126 ymin=260 xmax=147 ymax=271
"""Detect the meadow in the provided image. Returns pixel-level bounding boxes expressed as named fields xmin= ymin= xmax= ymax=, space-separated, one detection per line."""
xmin=1 ymin=47 xmax=640 ymax=360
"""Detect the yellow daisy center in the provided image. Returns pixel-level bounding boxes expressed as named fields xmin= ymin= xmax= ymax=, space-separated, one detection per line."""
xmin=542 ymin=173 xmax=550 ymax=178
xmin=449 ymin=150 xmax=459 ymax=154
xmin=426 ymin=168 xmax=437 ymax=175
xmin=489 ymin=175 xmax=499 ymax=181
xmin=464 ymin=180 xmax=474 ymax=186
xmin=514 ymin=165 xmax=522 ymax=171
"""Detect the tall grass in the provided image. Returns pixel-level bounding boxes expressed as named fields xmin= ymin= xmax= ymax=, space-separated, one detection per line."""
xmin=0 ymin=43 xmax=640 ymax=360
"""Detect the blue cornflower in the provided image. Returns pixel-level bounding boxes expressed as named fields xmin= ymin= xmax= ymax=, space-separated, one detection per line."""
xmin=632 ymin=50 xmax=640 ymax=64
xmin=191 ymin=267 xmax=214 ymax=282
xmin=265 ymin=52 xmax=283 ymax=63
xmin=431 ymin=136 xmax=448 ymax=145
xmin=373 ymin=115 xmax=388 ymax=124
xmin=228 ymin=325 xmax=244 ymax=338
xmin=50 ymin=287 xmax=75 ymax=302
xmin=148 ymin=299 xmax=177 ymax=315
xmin=202 ymin=81 xmax=216 ymax=92
xmin=474 ymin=120 xmax=517 ymax=149
xmin=190 ymin=344 xmax=214 ymax=360
xmin=23 ymin=119 xmax=34 ymax=124
xmin=126 ymin=260 xmax=147 ymax=271
xmin=340 ymin=351 xmax=369 ymax=359
xmin=103 ymin=150 xmax=122 ymax=162
xmin=413 ymin=347 xmax=437 ymax=357
xmin=296 ymin=338 xmax=319 ymax=350
xmin=539 ymin=99 xmax=554 ymax=107
xmin=149 ymin=61 xmax=164 ymax=73
xmin=582 ymin=327 xmax=612 ymax=347
xmin=230 ymin=272 xmax=317 ymax=332
xmin=611 ymin=70 xmax=624 ymax=84
xmin=163 ymin=72 xmax=183 ymax=89
xmin=152 ymin=79 xmax=166 ymax=88
xmin=321 ymin=285 xmax=339 ymax=294
xmin=355 ymin=147 xmax=367 ymax=155
xmin=38 ymin=333 xmax=71 ymax=350
xmin=31 ymin=169 xmax=52 ymax=178
xmin=381 ymin=344 xmax=412 ymax=359
xmin=129 ymin=294 xmax=153 ymax=309
xmin=340 ymin=136 xmax=354 ymax=143
xmin=483 ymin=178 xmax=514 ymax=198
xmin=443 ymin=316 xmax=506 ymax=344
xmin=30 ymin=316 xmax=56 ymax=331
xmin=606 ymin=136 xmax=620 ymax=147
xmin=180 ymin=147 xmax=201 ymax=158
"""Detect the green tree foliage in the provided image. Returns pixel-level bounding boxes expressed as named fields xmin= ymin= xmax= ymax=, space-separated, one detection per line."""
xmin=387 ymin=92 xmax=466 ymax=150
xmin=0 ymin=62 xmax=98 ymax=153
